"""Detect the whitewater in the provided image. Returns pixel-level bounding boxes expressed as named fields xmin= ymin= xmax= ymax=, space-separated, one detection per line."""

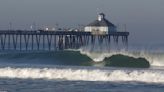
xmin=0 ymin=66 xmax=164 ymax=83
xmin=0 ymin=48 xmax=164 ymax=83
xmin=0 ymin=47 xmax=164 ymax=92
xmin=79 ymin=48 xmax=164 ymax=67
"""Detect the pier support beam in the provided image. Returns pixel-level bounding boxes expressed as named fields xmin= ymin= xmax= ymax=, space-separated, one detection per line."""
xmin=20 ymin=34 xmax=22 ymax=51
xmin=12 ymin=34 xmax=18 ymax=50
xmin=47 ymin=34 xmax=52 ymax=51
xmin=24 ymin=34 xmax=30 ymax=50
xmin=0 ymin=34 xmax=7 ymax=50
xmin=36 ymin=35 xmax=41 ymax=50
xmin=0 ymin=31 xmax=129 ymax=51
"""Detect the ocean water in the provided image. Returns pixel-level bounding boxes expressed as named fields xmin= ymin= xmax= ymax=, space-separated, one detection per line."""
xmin=0 ymin=46 xmax=164 ymax=92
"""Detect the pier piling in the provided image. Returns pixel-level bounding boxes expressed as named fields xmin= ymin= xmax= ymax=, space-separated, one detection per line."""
xmin=0 ymin=30 xmax=129 ymax=51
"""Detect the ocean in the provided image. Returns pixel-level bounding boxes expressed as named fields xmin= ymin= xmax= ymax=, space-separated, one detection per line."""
xmin=0 ymin=45 xmax=164 ymax=92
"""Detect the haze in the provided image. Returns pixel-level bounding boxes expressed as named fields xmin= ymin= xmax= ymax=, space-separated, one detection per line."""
xmin=0 ymin=0 xmax=164 ymax=44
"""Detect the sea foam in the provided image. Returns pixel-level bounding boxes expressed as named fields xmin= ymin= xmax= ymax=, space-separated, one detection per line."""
xmin=0 ymin=67 xmax=164 ymax=83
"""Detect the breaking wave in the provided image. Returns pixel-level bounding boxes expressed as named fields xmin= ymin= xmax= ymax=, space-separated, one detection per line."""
xmin=0 ymin=67 xmax=164 ymax=83
xmin=0 ymin=49 xmax=164 ymax=67
xmin=0 ymin=49 xmax=164 ymax=83
xmin=79 ymin=49 xmax=164 ymax=67
xmin=0 ymin=50 xmax=151 ymax=68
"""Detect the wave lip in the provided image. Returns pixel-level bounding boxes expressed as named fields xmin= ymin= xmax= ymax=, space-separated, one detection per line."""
xmin=79 ymin=49 xmax=164 ymax=67
xmin=104 ymin=54 xmax=150 ymax=68
xmin=0 ymin=67 xmax=164 ymax=83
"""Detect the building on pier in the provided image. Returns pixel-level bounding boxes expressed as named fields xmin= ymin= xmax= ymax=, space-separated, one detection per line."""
xmin=0 ymin=13 xmax=129 ymax=51
xmin=84 ymin=13 xmax=117 ymax=35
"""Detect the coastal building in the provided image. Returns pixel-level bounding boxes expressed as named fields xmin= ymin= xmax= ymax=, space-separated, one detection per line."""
xmin=84 ymin=13 xmax=117 ymax=35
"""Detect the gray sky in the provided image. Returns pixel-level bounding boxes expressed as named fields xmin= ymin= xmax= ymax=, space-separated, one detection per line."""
xmin=0 ymin=0 xmax=164 ymax=44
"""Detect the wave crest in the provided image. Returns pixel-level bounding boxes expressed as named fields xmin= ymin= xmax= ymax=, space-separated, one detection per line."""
xmin=79 ymin=49 xmax=164 ymax=67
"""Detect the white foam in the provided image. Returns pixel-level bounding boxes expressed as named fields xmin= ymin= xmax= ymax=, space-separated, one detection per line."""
xmin=0 ymin=67 xmax=164 ymax=83
xmin=79 ymin=48 xmax=164 ymax=66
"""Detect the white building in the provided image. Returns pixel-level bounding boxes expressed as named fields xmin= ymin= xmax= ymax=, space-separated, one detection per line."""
xmin=84 ymin=13 xmax=116 ymax=35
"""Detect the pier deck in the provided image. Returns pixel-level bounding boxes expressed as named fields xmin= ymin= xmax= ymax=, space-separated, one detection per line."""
xmin=0 ymin=30 xmax=129 ymax=51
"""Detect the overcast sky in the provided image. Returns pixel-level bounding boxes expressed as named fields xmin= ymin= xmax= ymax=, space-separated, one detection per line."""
xmin=0 ymin=0 xmax=164 ymax=44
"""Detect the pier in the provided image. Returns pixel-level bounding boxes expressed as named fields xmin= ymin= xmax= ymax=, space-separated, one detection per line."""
xmin=0 ymin=30 xmax=129 ymax=51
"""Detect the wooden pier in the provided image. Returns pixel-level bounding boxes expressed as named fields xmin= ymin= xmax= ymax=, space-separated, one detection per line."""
xmin=0 ymin=30 xmax=129 ymax=51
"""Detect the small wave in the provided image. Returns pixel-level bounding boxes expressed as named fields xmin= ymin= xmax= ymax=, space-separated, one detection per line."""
xmin=0 ymin=51 xmax=92 ymax=66
xmin=104 ymin=54 xmax=150 ymax=68
xmin=0 ymin=67 xmax=164 ymax=83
